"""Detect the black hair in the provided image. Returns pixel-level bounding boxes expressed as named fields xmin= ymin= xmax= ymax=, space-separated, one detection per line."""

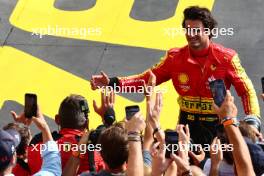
xmin=182 ymin=6 xmax=218 ymax=39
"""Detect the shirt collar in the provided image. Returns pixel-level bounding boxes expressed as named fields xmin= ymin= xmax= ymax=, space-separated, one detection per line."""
xmin=186 ymin=42 xmax=221 ymax=65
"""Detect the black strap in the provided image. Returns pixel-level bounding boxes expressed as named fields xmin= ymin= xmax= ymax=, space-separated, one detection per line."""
xmin=88 ymin=150 xmax=96 ymax=172
xmin=108 ymin=77 xmax=120 ymax=87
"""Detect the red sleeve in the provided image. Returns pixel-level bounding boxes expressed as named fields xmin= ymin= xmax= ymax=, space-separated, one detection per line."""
xmin=227 ymin=54 xmax=260 ymax=116
xmin=118 ymin=50 xmax=175 ymax=91
xmin=27 ymin=144 xmax=42 ymax=174
xmin=12 ymin=163 xmax=31 ymax=176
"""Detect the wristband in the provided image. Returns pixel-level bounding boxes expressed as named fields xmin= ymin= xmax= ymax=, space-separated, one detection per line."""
xmin=128 ymin=135 xmax=141 ymax=142
xmin=223 ymin=118 xmax=239 ymax=127
xmin=128 ymin=131 xmax=140 ymax=136
xmin=221 ymin=116 xmax=232 ymax=124
xmin=128 ymin=132 xmax=141 ymax=142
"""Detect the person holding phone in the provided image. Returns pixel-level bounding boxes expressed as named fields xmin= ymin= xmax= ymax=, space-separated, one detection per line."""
xmin=91 ymin=6 xmax=260 ymax=146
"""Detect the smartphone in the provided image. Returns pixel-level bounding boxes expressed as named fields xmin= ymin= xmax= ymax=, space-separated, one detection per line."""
xmin=209 ymin=79 xmax=226 ymax=107
xmin=125 ymin=105 xmax=140 ymax=120
xmin=165 ymin=131 xmax=179 ymax=158
xmin=24 ymin=93 xmax=37 ymax=118
xmin=261 ymin=77 xmax=264 ymax=93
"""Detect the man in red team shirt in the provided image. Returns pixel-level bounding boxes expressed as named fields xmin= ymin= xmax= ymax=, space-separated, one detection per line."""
xmin=26 ymin=94 xmax=105 ymax=174
xmin=91 ymin=6 xmax=261 ymax=146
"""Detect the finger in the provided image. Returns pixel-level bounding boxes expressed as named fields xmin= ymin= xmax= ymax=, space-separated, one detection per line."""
xmin=112 ymin=91 xmax=115 ymax=104
xmin=171 ymin=153 xmax=182 ymax=164
xmin=10 ymin=111 xmax=18 ymax=121
xmin=101 ymin=71 xmax=108 ymax=79
xmin=148 ymin=70 xmax=156 ymax=87
xmin=102 ymin=90 xmax=107 ymax=107
xmin=93 ymin=100 xmax=99 ymax=112
xmin=216 ymin=139 xmax=223 ymax=159
xmin=159 ymin=141 xmax=166 ymax=155
xmin=154 ymin=92 xmax=162 ymax=110
xmin=101 ymin=90 xmax=104 ymax=105
xmin=31 ymin=116 xmax=37 ymax=125
xmin=176 ymin=124 xmax=180 ymax=133
xmin=153 ymin=142 xmax=160 ymax=149
xmin=90 ymin=80 xmax=96 ymax=90
xmin=91 ymin=75 xmax=102 ymax=80
xmin=198 ymin=145 xmax=204 ymax=154
xmin=150 ymin=150 xmax=158 ymax=158
xmin=159 ymin=93 xmax=163 ymax=108
xmin=226 ymin=90 xmax=231 ymax=96
xmin=134 ymin=111 xmax=141 ymax=118
xmin=212 ymin=137 xmax=217 ymax=145
xmin=144 ymin=82 xmax=150 ymax=97
xmin=110 ymin=91 xmax=114 ymax=105
xmin=178 ymin=141 xmax=184 ymax=158
xmin=185 ymin=124 xmax=190 ymax=138
xmin=105 ymin=92 xmax=110 ymax=106
xmin=157 ymin=92 xmax=163 ymax=109
xmin=225 ymin=90 xmax=232 ymax=102
xmin=230 ymin=95 xmax=234 ymax=102
xmin=36 ymin=105 xmax=42 ymax=117
xmin=154 ymin=92 xmax=159 ymax=108
xmin=177 ymin=125 xmax=184 ymax=134
xmin=216 ymin=138 xmax=222 ymax=148
xmin=210 ymin=137 xmax=218 ymax=151
xmin=91 ymin=74 xmax=99 ymax=80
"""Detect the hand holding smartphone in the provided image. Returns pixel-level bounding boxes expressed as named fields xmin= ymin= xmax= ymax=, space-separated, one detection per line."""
xmin=165 ymin=131 xmax=179 ymax=158
xmin=125 ymin=105 xmax=140 ymax=120
xmin=24 ymin=93 xmax=37 ymax=118
xmin=209 ymin=79 xmax=227 ymax=107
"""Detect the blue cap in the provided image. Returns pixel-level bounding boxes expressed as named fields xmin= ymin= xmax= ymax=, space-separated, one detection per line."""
xmin=243 ymin=115 xmax=261 ymax=132
xmin=0 ymin=129 xmax=21 ymax=170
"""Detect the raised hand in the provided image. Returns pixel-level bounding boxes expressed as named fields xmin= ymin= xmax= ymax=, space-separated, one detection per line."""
xmin=91 ymin=71 xmax=110 ymax=90
xmin=93 ymin=89 xmax=115 ymax=118
xmin=147 ymin=92 xmax=163 ymax=129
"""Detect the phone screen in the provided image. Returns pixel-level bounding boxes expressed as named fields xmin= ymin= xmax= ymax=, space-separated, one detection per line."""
xmin=165 ymin=131 xmax=178 ymax=158
xmin=209 ymin=79 xmax=226 ymax=107
xmin=125 ymin=105 xmax=140 ymax=120
xmin=261 ymin=77 xmax=264 ymax=93
xmin=24 ymin=93 xmax=37 ymax=118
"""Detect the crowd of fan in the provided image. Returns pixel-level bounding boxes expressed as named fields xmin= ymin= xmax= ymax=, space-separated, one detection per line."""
xmin=1 ymin=75 xmax=264 ymax=176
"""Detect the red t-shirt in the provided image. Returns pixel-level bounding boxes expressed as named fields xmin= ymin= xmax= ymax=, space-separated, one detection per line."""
xmin=28 ymin=128 xmax=105 ymax=175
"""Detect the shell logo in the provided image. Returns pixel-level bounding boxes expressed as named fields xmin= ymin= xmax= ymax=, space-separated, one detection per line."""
xmin=178 ymin=73 xmax=189 ymax=84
